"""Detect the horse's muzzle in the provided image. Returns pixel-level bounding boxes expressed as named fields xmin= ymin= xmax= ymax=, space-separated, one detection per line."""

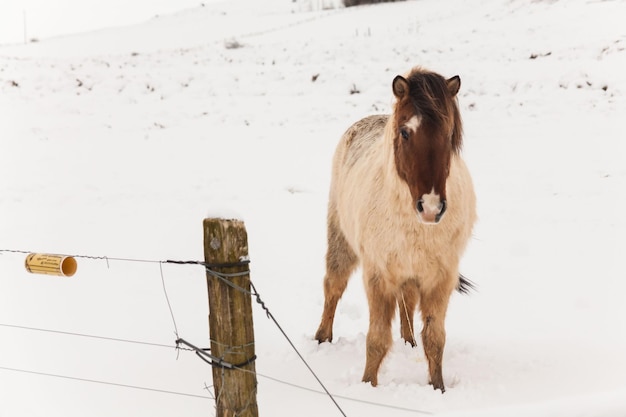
xmin=417 ymin=197 xmax=447 ymax=224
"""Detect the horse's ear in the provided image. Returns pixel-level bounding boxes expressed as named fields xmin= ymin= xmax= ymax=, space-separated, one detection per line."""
xmin=392 ymin=75 xmax=409 ymax=99
xmin=446 ymin=75 xmax=461 ymax=96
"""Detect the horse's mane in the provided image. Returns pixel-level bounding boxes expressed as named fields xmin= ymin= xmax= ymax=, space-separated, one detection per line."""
xmin=403 ymin=68 xmax=463 ymax=153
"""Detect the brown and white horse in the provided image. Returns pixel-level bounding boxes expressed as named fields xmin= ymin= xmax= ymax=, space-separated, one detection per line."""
xmin=315 ymin=67 xmax=476 ymax=392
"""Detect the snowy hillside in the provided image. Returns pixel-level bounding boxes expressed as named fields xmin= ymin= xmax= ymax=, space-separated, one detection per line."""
xmin=1 ymin=0 xmax=626 ymax=416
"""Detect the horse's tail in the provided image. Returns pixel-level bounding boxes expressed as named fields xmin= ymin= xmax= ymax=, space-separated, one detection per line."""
xmin=457 ymin=273 xmax=476 ymax=294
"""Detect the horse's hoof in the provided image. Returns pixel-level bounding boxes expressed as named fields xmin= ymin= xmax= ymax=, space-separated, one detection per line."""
xmin=403 ymin=337 xmax=417 ymax=347
xmin=362 ymin=375 xmax=378 ymax=387
xmin=314 ymin=329 xmax=332 ymax=343
xmin=429 ymin=380 xmax=446 ymax=393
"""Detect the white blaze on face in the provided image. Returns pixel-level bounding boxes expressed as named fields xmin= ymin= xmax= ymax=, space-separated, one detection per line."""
xmin=419 ymin=188 xmax=442 ymax=224
xmin=404 ymin=115 xmax=421 ymax=133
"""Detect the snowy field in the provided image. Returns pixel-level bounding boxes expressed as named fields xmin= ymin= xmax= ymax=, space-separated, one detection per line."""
xmin=1 ymin=0 xmax=626 ymax=415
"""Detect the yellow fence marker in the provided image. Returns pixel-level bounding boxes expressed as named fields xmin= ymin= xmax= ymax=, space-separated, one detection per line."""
xmin=24 ymin=253 xmax=77 ymax=277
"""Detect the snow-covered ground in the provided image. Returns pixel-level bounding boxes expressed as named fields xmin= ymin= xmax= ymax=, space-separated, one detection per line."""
xmin=1 ymin=0 xmax=626 ymax=415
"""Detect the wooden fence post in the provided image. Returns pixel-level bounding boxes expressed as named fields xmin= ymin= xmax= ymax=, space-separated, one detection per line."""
xmin=203 ymin=218 xmax=258 ymax=417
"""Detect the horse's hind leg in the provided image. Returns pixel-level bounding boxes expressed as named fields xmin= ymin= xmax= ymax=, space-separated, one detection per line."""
xmin=315 ymin=207 xmax=358 ymax=343
xmin=419 ymin=275 xmax=456 ymax=393
xmin=398 ymin=281 xmax=418 ymax=347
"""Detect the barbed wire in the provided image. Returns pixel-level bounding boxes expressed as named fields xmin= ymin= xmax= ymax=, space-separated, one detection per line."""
xmin=0 ymin=249 xmax=251 ymax=270
xmin=0 ymin=320 xmax=433 ymax=414
xmin=0 ymin=247 xmax=436 ymax=416
xmin=0 ymin=322 xmax=192 ymax=351
xmin=0 ymin=321 xmax=433 ymax=416
xmin=182 ymin=263 xmax=347 ymax=417
xmin=0 ymin=248 xmax=163 ymax=265
xmin=159 ymin=260 xmax=180 ymax=345
xmin=244 ymin=368 xmax=434 ymax=415
xmin=0 ymin=365 xmax=211 ymax=400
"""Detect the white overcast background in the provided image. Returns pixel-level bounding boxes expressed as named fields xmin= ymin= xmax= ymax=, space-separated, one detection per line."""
xmin=0 ymin=0 xmax=215 ymax=45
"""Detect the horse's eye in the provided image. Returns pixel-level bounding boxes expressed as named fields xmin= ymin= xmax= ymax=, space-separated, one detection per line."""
xmin=400 ymin=128 xmax=410 ymax=140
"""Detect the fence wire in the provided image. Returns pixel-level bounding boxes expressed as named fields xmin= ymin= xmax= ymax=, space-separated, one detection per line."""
xmin=0 ymin=248 xmax=435 ymax=416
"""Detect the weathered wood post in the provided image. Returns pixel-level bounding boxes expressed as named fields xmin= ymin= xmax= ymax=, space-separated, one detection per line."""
xmin=203 ymin=218 xmax=258 ymax=417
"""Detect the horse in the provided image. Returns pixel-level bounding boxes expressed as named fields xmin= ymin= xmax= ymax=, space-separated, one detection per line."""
xmin=314 ymin=67 xmax=476 ymax=392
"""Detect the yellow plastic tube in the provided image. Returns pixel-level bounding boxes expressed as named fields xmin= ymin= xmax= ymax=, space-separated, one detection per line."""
xmin=25 ymin=253 xmax=77 ymax=277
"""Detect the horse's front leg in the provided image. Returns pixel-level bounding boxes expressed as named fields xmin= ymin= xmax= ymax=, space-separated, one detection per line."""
xmin=362 ymin=270 xmax=395 ymax=386
xmin=419 ymin=275 xmax=456 ymax=392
